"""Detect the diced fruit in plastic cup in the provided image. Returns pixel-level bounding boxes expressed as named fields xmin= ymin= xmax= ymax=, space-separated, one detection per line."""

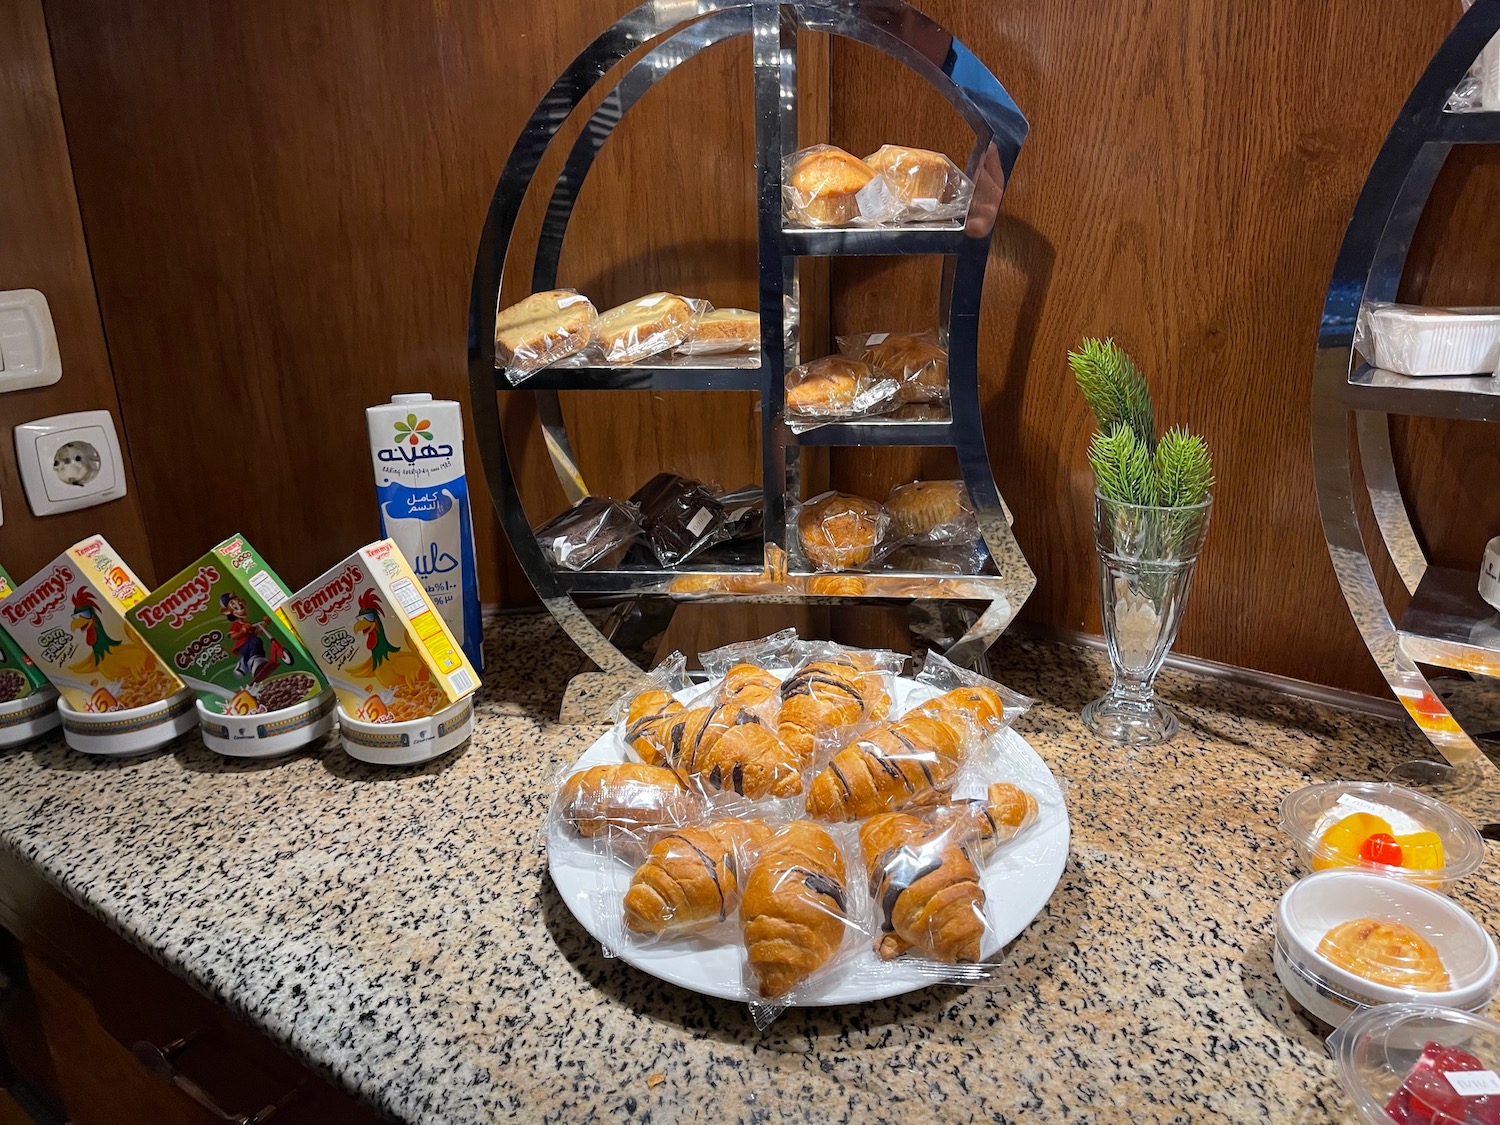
xmin=1330 ymin=1004 xmax=1500 ymax=1124
xmin=1280 ymin=782 xmax=1484 ymax=890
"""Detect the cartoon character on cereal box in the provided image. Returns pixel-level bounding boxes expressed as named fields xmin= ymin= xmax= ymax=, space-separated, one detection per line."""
xmin=219 ymin=592 xmax=294 ymax=683
xmin=347 ymin=589 xmax=430 ymax=692
xmin=68 ymin=589 xmax=130 ymax=678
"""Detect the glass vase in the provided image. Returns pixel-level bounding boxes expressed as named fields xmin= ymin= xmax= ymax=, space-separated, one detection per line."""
xmin=1081 ymin=493 xmax=1213 ymax=746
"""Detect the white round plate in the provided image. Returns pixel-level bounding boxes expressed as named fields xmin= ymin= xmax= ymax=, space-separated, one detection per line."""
xmin=547 ymin=674 xmax=1070 ymax=1004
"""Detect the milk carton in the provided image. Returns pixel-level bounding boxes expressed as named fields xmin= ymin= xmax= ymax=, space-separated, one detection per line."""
xmin=0 ymin=537 xmax=183 ymax=712
xmin=128 ymin=534 xmax=327 ymax=716
xmin=286 ymin=540 xmax=478 ymax=723
xmin=366 ymin=394 xmax=483 ymax=670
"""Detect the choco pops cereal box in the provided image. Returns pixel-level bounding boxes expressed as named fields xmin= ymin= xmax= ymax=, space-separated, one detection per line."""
xmin=286 ymin=540 xmax=477 ymax=723
xmin=0 ymin=565 xmax=51 ymax=704
xmin=0 ymin=537 xmax=183 ymax=712
xmin=128 ymin=534 xmax=327 ymax=716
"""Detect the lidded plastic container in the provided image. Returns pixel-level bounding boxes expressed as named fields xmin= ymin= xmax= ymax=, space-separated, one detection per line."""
xmin=1330 ymin=1003 xmax=1500 ymax=1124
xmin=1280 ymin=781 xmax=1486 ymax=891
xmin=1275 ymin=871 xmax=1498 ymax=1028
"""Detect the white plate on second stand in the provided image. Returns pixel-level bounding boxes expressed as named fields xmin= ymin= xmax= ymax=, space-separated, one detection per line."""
xmin=547 ymin=674 xmax=1071 ymax=1005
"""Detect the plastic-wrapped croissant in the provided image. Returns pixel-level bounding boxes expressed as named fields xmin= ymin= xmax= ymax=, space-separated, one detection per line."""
xmin=624 ymin=688 xmax=684 ymax=766
xmin=555 ymin=762 xmax=690 ymax=838
xmin=777 ymin=657 xmax=890 ymax=765
xmin=860 ymin=782 xmax=1037 ymax=963
xmin=623 ymin=818 xmax=773 ymax=935
xmin=912 ymin=685 xmax=1008 ymax=734
xmin=804 ymin=712 xmax=965 ymax=821
xmin=741 ymin=820 xmax=850 ymax=998
xmin=656 ymin=702 xmax=761 ymax=771
xmin=677 ymin=722 xmax=802 ymax=799
xmin=718 ymin=663 xmax=781 ymax=708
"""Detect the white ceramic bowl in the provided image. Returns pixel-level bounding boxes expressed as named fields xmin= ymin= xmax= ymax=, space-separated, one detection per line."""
xmin=0 ymin=686 xmax=60 ymax=747
xmin=196 ymin=690 xmax=335 ymax=759
xmin=56 ymin=689 xmax=196 ymax=757
xmin=337 ymin=695 xmax=473 ymax=766
xmin=1275 ymin=870 xmax=1499 ymax=1027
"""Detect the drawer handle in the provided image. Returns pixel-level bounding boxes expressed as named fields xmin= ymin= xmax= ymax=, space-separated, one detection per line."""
xmin=131 ymin=1032 xmax=304 ymax=1124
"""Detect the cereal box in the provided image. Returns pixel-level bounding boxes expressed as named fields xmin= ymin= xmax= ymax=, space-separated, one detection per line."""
xmin=0 ymin=565 xmax=51 ymax=703
xmin=285 ymin=539 xmax=478 ymax=722
xmin=128 ymin=534 xmax=328 ymax=716
xmin=0 ymin=537 xmax=184 ymax=712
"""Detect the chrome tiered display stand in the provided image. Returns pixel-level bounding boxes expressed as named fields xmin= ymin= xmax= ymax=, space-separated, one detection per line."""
xmin=1314 ymin=0 xmax=1500 ymax=781
xmin=467 ymin=0 xmax=1035 ymax=683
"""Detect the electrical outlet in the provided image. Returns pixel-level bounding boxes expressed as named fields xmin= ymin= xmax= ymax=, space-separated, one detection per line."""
xmin=15 ymin=410 xmax=126 ymax=516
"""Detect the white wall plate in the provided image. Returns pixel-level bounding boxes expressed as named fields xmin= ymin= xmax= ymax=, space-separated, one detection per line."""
xmin=0 ymin=290 xmax=62 ymax=392
xmin=14 ymin=410 xmax=126 ymax=516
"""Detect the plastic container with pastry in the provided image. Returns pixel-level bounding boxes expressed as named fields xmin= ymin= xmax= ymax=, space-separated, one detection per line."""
xmin=885 ymin=480 xmax=980 ymax=545
xmin=783 ymin=144 xmax=900 ymax=227
xmin=676 ymin=308 xmax=760 ymax=355
xmin=591 ymin=292 xmax=707 ymax=364
xmin=534 ymin=496 xmax=643 ymax=571
xmin=783 ymin=355 xmax=901 ymax=428
xmin=1330 ymin=1003 xmax=1500 ymax=1125
xmin=495 ymin=289 xmax=597 ymax=383
xmin=1274 ymin=869 xmax=1498 ymax=1028
xmin=1280 ymin=781 xmax=1485 ymax=891
xmin=629 ymin=472 xmax=731 ymax=566
xmin=863 ymin=144 xmax=974 ymax=223
xmin=837 ymin=330 xmax=950 ymax=403
xmin=796 ymin=491 xmax=890 ymax=572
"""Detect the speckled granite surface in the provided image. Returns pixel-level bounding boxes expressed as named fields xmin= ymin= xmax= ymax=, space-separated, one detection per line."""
xmin=2 ymin=612 xmax=1498 ymax=1124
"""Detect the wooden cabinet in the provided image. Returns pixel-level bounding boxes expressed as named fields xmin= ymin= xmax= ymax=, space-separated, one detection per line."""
xmin=0 ymin=851 xmax=388 ymax=1125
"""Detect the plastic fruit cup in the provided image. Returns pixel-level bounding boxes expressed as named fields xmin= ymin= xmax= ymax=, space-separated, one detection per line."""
xmin=336 ymin=695 xmax=474 ymax=766
xmin=0 ymin=686 xmax=60 ymax=748
xmin=1275 ymin=869 xmax=1498 ymax=1028
xmin=1330 ymin=1003 xmax=1500 ymax=1124
xmin=56 ymin=689 xmax=196 ymax=757
xmin=196 ymin=690 xmax=335 ymax=759
xmin=1279 ymin=781 xmax=1485 ymax=891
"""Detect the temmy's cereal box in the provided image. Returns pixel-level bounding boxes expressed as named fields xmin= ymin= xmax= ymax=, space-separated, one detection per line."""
xmin=0 ymin=565 xmax=51 ymax=703
xmin=286 ymin=540 xmax=478 ymax=722
xmin=128 ymin=534 xmax=327 ymax=716
xmin=0 ymin=537 xmax=184 ymax=712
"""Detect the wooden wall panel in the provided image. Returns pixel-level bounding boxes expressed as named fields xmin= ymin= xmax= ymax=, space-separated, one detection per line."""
xmin=826 ymin=2 xmax=1475 ymax=694
xmin=0 ymin=0 xmax=152 ymax=583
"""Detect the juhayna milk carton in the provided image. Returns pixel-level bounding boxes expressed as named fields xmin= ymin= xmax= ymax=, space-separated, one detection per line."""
xmin=286 ymin=539 xmax=478 ymax=723
xmin=0 ymin=565 xmax=52 ymax=703
xmin=0 ymin=537 xmax=184 ymax=712
xmin=367 ymin=394 xmax=483 ymax=670
xmin=128 ymin=534 xmax=327 ymax=716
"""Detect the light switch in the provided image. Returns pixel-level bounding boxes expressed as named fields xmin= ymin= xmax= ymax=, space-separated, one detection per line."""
xmin=15 ymin=410 xmax=126 ymax=516
xmin=0 ymin=291 xmax=61 ymax=392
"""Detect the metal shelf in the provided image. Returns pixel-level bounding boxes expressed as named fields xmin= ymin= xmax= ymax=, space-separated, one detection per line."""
xmin=1345 ymin=365 xmax=1500 ymax=422
xmin=789 ymin=418 xmax=954 ymax=446
xmin=1398 ymin=567 xmax=1500 ymax=677
xmin=494 ymin=363 xmax=763 ymax=392
xmin=1433 ymin=109 xmax=1500 ymax=142
xmin=781 ymin=224 xmax=968 ymax=256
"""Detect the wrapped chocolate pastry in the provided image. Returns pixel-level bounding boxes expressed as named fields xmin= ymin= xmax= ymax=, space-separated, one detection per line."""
xmin=630 ymin=472 xmax=731 ymax=566
xmin=535 ymin=496 xmax=642 ymax=571
xmin=717 ymin=485 xmax=765 ymax=542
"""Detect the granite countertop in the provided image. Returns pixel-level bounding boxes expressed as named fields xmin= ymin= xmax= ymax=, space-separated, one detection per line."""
xmin=2 ymin=612 xmax=1498 ymax=1124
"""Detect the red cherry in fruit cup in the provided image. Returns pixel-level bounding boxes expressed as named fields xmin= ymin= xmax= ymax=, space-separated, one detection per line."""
xmin=1385 ymin=1042 xmax=1500 ymax=1125
xmin=1360 ymin=832 xmax=1404 ymax=867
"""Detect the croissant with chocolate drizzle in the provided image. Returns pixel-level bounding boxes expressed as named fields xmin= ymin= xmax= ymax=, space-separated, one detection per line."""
xmin=677 ymin=722 xmax=803 ymax=799
xmin=741 ymin=820 xmax=850 ymax=998
xmin=859 ymin=782 xmax=1038 ymax=963
xmin=624 ymin=818 xmax=773 ymax=935
xmin=623 ymin=688 xmax=684 ymax=766
xmin=776 ymin=657 xmax=890 ymax=766
xmin=803 ymin=712 xmax=965 ymax=822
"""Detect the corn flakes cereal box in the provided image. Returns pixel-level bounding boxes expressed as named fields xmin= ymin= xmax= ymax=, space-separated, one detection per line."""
xmin=285 ymin=539 xmax=478 ymax=723
xmin=0 ymin=565 xmax=51 ymax=703
xmin=0 ymin=537 xmax=184 ymax=712
xmin=128 ymin=534 xmax=328 ymax=716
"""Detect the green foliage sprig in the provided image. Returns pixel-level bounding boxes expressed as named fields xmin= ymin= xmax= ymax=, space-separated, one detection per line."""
xmin=1069 ymin=337 xmax=1214 ymax=508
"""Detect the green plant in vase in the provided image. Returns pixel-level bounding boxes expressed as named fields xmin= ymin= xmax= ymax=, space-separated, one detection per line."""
xmin=1068 ymin=338 xmax=1215 ymax=746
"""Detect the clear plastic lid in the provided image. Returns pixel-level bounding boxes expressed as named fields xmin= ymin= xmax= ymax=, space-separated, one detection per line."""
xmin=1330 ymin=1003 xmax=1500 ymax=1124
xmin=1279 ymin=782 xmax=1486 ymax=889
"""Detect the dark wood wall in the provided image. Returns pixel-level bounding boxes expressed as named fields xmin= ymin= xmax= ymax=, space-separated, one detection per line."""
xmin=27 ymin=0 xmax=1494 ymax=692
